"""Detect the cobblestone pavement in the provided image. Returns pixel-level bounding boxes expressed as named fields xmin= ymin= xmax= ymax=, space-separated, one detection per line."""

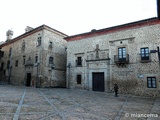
xmin=0 ymin=85 xmax=159 ymax=120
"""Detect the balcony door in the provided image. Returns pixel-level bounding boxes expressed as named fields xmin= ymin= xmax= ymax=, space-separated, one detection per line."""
xmin=118 ymin=47 xmax=126 ymax=61
xmin=141 ymin=47 xmax=149 ymax=60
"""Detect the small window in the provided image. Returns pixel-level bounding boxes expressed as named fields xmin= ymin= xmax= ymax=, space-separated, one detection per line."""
xmin=2 ymin=51 xmax=4 ymax=57
xmin=77 ymin=75 xmax=82 ymax=84
xmin=49 ymin=42 xmax=52 ymax=48
xmin=15 ymin=60 xmax=18 ymax=67
xmin=22 ymin=41 xmax=25 ymax=51
xmin=76 ymin=57 xmax=82 ymax=66
xmin=37 ymin=37 xmax=41 ymax=46
xmin=3 ymin=70 xmax=6 ymax=76
xmin=0 ymin=62 xmax=4 ymax=70
xmin=140 ymin=47 xmax=149 ymax=60
xmin=7 ymin=60 xmax=10 ymax=69
xmin=0 ymin=51 xmax=4 ymax=58
xmin=147 ymin=77 xmax=157 ymax=88
xmin=23 ymin=56 xmax=25 ymax=65
xmin=49 ymin=57 xmax=53 ymax=64
xmin=35 ymin=55 xmax=38 ymax=63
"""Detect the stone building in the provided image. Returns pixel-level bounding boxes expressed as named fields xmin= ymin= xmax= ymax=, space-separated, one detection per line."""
xmin=0 ymin=25 xmax=67 ymax=87
xmin=65 ymin=17 xmax=160 ymax=97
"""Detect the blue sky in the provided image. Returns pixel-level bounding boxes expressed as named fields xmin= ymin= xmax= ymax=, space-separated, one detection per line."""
xmin=0 ymin=0 xmax=157 ymax=42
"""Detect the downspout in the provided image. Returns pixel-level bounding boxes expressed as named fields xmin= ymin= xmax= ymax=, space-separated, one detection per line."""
xmin=8 ymin=48 xmax=12 ymax=84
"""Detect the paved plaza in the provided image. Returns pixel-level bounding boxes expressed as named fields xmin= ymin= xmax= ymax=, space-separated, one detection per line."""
xmin=0 ymin=85 xmax=159 ymax=120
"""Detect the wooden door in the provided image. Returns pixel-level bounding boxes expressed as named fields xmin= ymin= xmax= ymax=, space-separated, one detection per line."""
xmin=92 ymin=72 xmax=104 ymax=92
xmin=26 ymin=73 xmax=31 ymax=86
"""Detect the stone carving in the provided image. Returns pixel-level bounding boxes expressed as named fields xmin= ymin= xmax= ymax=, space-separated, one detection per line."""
xmin=95 ymin=44 xmax=100 ymax=59
xmin=25 ymin=57 xmax=34 ymax=66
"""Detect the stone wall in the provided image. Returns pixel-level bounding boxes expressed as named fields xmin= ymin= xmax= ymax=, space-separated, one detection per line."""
xmin=0 ymin=25 xmax=67 ymax=88
xmin=67 ymin=23 xmax=160 ymax=97
xmin=40 ymin=29 xmax=67 ymax=87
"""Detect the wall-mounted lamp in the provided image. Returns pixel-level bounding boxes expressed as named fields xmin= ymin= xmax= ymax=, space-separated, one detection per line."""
xmin=150 ymin=46 xmax=160 ymax=62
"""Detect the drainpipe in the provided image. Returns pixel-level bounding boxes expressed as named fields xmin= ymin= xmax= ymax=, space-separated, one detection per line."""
xmin=36 ymin=62 xmax=39 ymax=88
xmin=67 ymin=63 xmax=71 ymax=88
xmin=157 ymin=47 xmax=160 ymax=61
xmin=8 ymin=48 xmax=12 ymax=84
xmin=150 ymin=46 xmax=160 ymax=90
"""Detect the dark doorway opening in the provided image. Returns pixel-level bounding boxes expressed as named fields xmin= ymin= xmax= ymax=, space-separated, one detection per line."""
xmin=26 ymin=73 xmax=31 ymax=86
xmin=92 ymin=72 xmax=104 ymax=92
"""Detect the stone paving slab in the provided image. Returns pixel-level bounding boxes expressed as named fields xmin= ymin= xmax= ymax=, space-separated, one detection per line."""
xmin=0 ymin=85 xmax=159 ymax=120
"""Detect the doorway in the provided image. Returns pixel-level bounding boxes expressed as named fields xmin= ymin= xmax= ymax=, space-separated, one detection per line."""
xmin=26 ymin=73 xmax=31 ymax=86
xmin=92 ymin=72 xmax=104 ymax=92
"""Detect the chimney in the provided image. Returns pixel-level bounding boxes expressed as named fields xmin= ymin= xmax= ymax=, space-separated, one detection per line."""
xmin=6 ymin=30 xmax=13 ymax=41
xmin=157 ymin=0 xmax=160 ymax=19
xmin=25 ymin=26 xmax=34 ymax=32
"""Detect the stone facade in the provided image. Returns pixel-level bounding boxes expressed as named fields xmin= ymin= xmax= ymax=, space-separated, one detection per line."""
xmin=65 ymin=18 xmax=160 ymax=97
xmin=0 ymin=25 xmax=67 ymax=87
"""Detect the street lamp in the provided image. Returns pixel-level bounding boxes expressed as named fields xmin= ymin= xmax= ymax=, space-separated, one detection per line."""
xmin=150 ymin=46 xmax=160 ymax=62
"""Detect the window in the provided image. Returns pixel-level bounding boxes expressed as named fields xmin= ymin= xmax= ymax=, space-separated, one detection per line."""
xmin=35 ymin=55 xmax=38 ymax=63
xmin=3 ymin=70 xmax=5 ymax=76
xmin=49 ymin=57 xmax=53 ymax=64
xmin=0 ymin=62 xmax=4 ymax=70
xmin=37 ymin=37 xmax=41 ymax=46
xmin=141 ymin=47 xmax=149 ymax=60
xmin=7 ymin=60 xmax=10 ymax=69
xmin=0 ymin=50 xmax=4 ymax=58
xmin=22 ymin=41 xmax=25 ymax=51
xmin=77 ymin=75 xmax=82 ymax=84
xmin=1 ymin=51 xmax=4 ymax=57
xmin=23 ymin=56 xmax=25 ymax=65
xmin=76 ymin=57 xmax=82 ymax=66
xmin=49 ymin=41 xmax=52 ymax=48
xmin=15 ymin=60 xmax=18 ymax=67
xmin=147 ymin=77 xmax=157 ymax=88
xmin=118 ymin=47 xmax=126 ymax=59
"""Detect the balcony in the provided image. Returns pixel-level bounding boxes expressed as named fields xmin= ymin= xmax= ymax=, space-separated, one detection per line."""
xmin=114 ymin=54 xmax=129 ymax=64
xmin=139 ymin=53 xmax=151 ymax=63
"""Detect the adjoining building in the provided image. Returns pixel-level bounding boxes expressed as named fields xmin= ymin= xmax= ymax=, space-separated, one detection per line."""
xmin=65 ymin=17 xmax=160 ymax=97
xmin=0 ymin=25 xmax=67 ymax=87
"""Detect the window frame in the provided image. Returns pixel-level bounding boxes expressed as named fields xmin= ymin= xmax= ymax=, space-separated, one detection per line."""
xmin=35 ymin=55 xmax=38 ymax=63
xmin=140 ymin=47 xmax=149 ymax=60
xmin=23 ymin=56 xmax=25 ymax=65
xmin=49 ymin=41 xmax=53 ymax=49
xmin=0 ymin=62 xmax=4 ymax=70
xmin=76 ymin=57 xmax=82 ymax=66
xmin=22 ymin=41 xmax=25 ymax=51
xmin=15 ymin=60 xmax=18 ymax=67
xmin=49 ymin=57 xmax=54 ymax=64
xmin=118 ymin=47 xmax=126 ymax=59
xmin=7 ymin=60 xmax=10 ymax=69
xmin=77 ymin=74 xmax=82 ymax=84
xmin=37 ymin=37 xmax=41 ymax=46
xmin=147 ymin=77 xmax=157 ymax=88
xmin=0 ymin=51 xmax=4 ymax=58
